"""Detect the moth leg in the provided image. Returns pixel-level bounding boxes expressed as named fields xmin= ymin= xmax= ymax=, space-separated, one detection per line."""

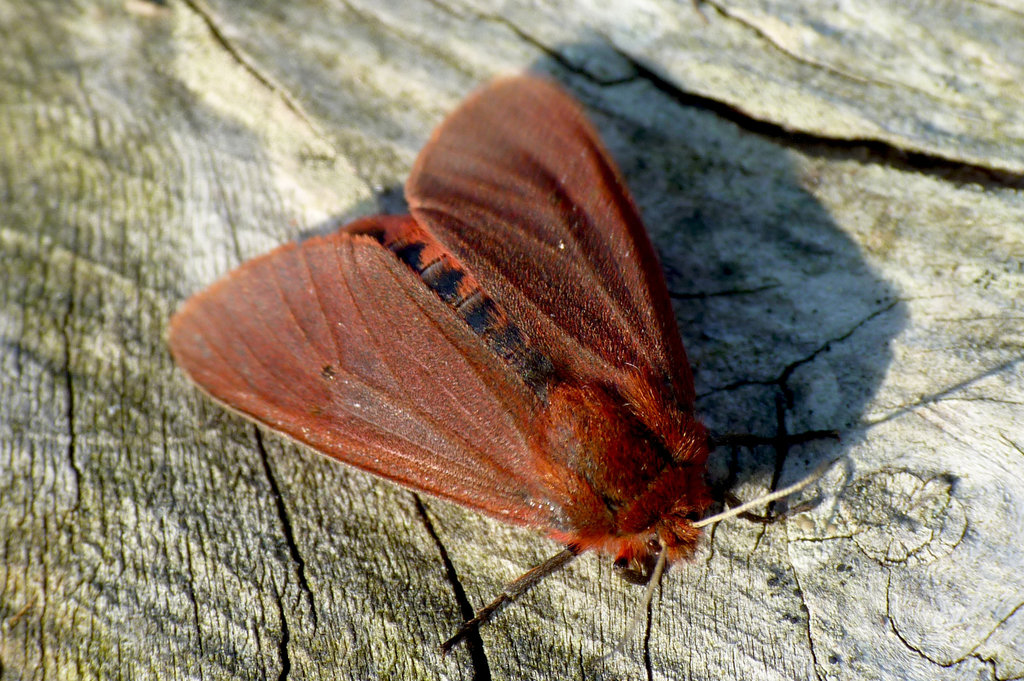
xmin=708 ymin=429 xmax=838 ymax=450
xmin=441 ymin=547 xmax=578 ymax=654
xmin=722 ymin=491 xmax=776 ymax=524
xmin=702 ymin=491 xmax=801 ymax=526
xmin=709 ymin=426 xmax=837 ymax=518
xmin=720 ymin=490 xmax=822 ymax=525
xmin=613 ymin=553 xmax=658 ymax=585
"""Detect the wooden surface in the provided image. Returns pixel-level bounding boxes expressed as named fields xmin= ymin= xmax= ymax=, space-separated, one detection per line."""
xmin=1 ymin=1 xmax=1022 ymax=679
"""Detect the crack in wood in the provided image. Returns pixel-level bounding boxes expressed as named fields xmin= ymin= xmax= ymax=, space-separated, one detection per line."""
xmin=864 ymin=354 xmax=1024 ymax=429
xmin=273 ymin=584 xmax=292 ymax=681
xmin=786 ymin=536 xmax=827 ymax=681
xmin=410 ymin=5 xmax=1024 ymax=188
xmin=412 ymin=495 xmax=492 ymax=680
xmin=178 ymin=0 xmax=330 ymax=145
xmin=668 ymin=283 xmax=780 ymax=300
xmin=699 ymin=299 xmax=901 ymax=400
xmin=603 ymin=45 xmax=1024 ymax=190
xmin=699 ymin=0 xmax=892 ymax=89
xmin=254 ymin=428 xmax=319 ymax=629
xmin=882 ymin=571 xmax=1013 ymax=679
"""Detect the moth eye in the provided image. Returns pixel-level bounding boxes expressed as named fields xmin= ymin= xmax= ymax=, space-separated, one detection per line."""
xmin=647 ymin=537 xmax=660 ymax=552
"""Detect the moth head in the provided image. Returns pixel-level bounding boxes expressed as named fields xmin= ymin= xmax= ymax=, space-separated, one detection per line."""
xmin=609 ymin=511 xmax=704 ymax=584
xmin=612 ymin=536 xmax=662 ymax=584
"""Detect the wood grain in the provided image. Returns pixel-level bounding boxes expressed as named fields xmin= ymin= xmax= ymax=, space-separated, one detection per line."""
xmin=1 ymin=1 xmax=1021 ymax=679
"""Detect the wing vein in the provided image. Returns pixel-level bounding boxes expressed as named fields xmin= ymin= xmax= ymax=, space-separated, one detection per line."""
xmin=299 ymin=241 xmax=346 ymax=371
xmin=336 ymin=240 xmax=524 ymax=488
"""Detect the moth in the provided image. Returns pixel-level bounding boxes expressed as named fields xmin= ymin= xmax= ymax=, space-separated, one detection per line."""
xmin=168 ymin=75 xmax=829 ymax=651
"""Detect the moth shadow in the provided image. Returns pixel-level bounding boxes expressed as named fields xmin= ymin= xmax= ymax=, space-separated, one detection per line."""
xmin=527 ymin=45 xmax=906 ymax=490
xmin=300 ymin=184 xmax=407 ymax=241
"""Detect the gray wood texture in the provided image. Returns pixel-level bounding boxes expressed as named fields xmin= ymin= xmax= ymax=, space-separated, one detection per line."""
xmin=1 ymin=1 xmax=1022 ymax=679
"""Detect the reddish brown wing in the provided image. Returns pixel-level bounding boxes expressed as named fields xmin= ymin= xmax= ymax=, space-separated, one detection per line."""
xmin=168 ymin=219 xmax=553 ymax=527
xmin=406 ymin=76 xmax=695 ymax=409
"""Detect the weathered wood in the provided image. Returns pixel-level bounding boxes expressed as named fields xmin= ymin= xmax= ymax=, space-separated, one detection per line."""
xmin=1 ymin=1 xmax=1021 ymax=679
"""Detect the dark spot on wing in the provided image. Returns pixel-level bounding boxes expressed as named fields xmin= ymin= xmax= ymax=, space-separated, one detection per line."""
xmin=421 ymin=261 xmax=465 ymax=303
xmin=366 ymin=228 xmax=555 ymax=395
xmin=490 ymin=323 xmax=523 ymax=358
xmin=459 ymin=293 xmax=499 ymax=335
xmin=392 ymin=241 xmax=427 ymax=271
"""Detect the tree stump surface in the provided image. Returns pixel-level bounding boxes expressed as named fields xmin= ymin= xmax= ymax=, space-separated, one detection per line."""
xmin=1 ymin=1 xmax=1021 ymax=679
